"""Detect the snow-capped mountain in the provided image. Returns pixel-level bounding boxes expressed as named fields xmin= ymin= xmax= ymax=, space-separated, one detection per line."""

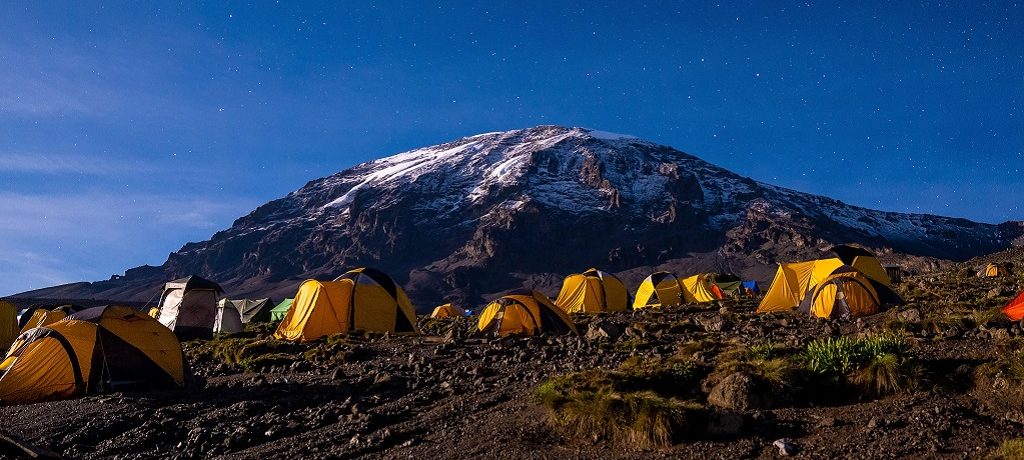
xmin=19 ymin=126 xmax=1024 ymax=307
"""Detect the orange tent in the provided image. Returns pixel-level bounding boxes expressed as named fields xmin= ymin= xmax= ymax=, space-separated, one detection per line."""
xmin=1003 ymin=291 xmax=1024 ymax=321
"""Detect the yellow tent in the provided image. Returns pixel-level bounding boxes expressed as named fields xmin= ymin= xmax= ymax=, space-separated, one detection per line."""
xmin=275 ymin=268 xmax=418 ymax=341
xmin=554 ymin=268 xmax=629 ymax=314
xmin=681 ymin=273 xmax=720 ymax=303
xmin=980 ymin=263 xmax=1010 ymax=277
xmin=0 ymin=301 xmax=17 ymax=352
xmin=633 ymin=272 xmax=683 ymax=309
xmin=18 ymin=307 xmax=70 ymax=334
xmin=756 ymin=258 xmax=845 ymax=313
xmin=798 ymin=267 xmax=888 ymax=319
xmin=831 ymin=245 xmax=893 ymax=287
xmin=478 ymin=289 xmax=577 ymax=337
xmin=0 ymin=305 xmax=184 ymax=405
xmin=431 ymin=303 xmax=466 ymax=318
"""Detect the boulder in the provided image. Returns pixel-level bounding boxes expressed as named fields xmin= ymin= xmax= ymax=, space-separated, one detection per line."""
xmin=897 ymin=308 xmax=921 ymax=323
xmin=707 ymin=372 xmax=775 ymax=410
xmin=585 ymin=321 xmax=622 ymax=341
xmin=698 ymin=314 xmax=727 ymax=332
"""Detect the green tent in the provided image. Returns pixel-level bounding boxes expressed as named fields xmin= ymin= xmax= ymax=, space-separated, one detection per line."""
xmin=269 ymin=298 xmax=293 ymax=322
xmin=714 ymin=281 xmax=743 ymax=299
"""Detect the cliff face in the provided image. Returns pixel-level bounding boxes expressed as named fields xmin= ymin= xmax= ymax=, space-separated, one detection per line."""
xmin=18 ymin=126 xmax=1023 ymax=308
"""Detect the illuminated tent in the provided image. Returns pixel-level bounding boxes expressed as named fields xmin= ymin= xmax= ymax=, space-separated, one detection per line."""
xmin=156 ymin=275 xmax=224 ymax=340
xmin=478 ymin=289 xmax=577 ymax=337
xmin=831 ymin=245 xmax=893 ymax=287
xmin=633 ymin=272 xmax=684 ymax=309
xmin=798 ymin=266 xmax=903 ymax=319
xmin=431 ymin=303 xmax=467 ymax=318
xmin=1004 ymin=290 xmax=1024 ymax=321
xmin=554 ymin=268 xmax=630 ymax=313
xmin=274 ymin=268 xmax=418 ymax=341
xmin=979 ymin=263 xmax=1012 ymax=277
xmin=681 ymin=273 xmax=721 ymax=303
xmin=0 ymin=305 xmax=184 ymax=405
xmin=756 ymin=259 xmax=845 ymax=313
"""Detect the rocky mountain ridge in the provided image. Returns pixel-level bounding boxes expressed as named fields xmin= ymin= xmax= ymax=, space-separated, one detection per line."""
xmin=17 ymin=125 xmax=1023 ymax=308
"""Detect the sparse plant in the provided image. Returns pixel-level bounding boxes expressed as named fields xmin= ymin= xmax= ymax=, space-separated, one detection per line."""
xmin=535 ymin=362 xmax=703 ymax=448
xmin=994 ymin=438 xmax=1024 ymax=460
xmin=972 ymin=306 xmax=1011 ymax=328
xmin=612 ymin=337 xmax=650 ymax=353
xmin=801 ymin=332 xmax=920 ymax=397
xmin=713 ymin=341 xmax=800 ymax=387
xmin=803 ymin=336 xmax=859 ymax=375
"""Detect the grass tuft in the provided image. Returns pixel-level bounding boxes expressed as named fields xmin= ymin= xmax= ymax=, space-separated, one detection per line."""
xmin=994 ymin=438 xmax=1024 ymax=460
xmin=536 ymin=357 xmax=705 ymax=448
xmin=802 ymin=332 xmax=921 ymax=397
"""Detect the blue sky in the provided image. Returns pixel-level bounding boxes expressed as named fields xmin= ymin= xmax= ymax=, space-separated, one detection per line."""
xmin=1 ymin=1 xmax=1021 ymax=295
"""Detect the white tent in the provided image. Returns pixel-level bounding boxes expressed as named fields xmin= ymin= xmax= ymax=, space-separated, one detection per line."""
xmin=214 ymin=299 xmax=244 ymax=333
xmin=156 ymin=275 xmax=223 ymax=340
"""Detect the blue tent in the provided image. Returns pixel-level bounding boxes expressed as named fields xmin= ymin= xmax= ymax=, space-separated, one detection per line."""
xmin=741 ymin=281 xmax=761 ymax=296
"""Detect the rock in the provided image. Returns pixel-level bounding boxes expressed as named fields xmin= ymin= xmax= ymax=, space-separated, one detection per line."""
xmin=331 ymin=367 xmax=346 ymax=380
xmin=816 ymin=416 xmax=837 ymax=428
xmin=897 ymin=308 xmax=921 ymax=323
xmin=773 ymin=438 xmax=795 ymax=456
xmin=707 ymin=410 xmax=745 ymax=436
xmin=698 ymin=314 xmax=727 ymax=332
xmin=707 ymin=372 xmax=775 ymax=410
xmin=585 ymin=322 xmax=622 ymax=341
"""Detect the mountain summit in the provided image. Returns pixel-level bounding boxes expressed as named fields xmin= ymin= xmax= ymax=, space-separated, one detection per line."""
xmin=19 ymin=126 xmax=1024 ymax=307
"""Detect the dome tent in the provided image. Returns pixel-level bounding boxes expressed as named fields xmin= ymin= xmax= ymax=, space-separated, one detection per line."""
xmin=798 ymin=266 xmax=903 ymax=319
xmin=156 ymin=275 xmax=224 ymax=340
xmin=478 ymin=289 xmax=577 ymax=337
xmin=274 ymin=268 xmax=418 ymax=342
xmin=0 ymin=305 xmax=184 ymax=405
xmin=213 ymin=299 xmax=244 ymax=334
xmin=431 ymin=303 xmax=467 ymax=318
xmin=554 ymin=268 xmax=630 ymax=313
xmin=633 ymin=272 xmax=684 ymax=309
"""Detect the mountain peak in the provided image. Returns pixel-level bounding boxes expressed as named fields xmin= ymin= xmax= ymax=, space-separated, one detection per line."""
xmin=19 ymin=127 xmax=1024 ymax=307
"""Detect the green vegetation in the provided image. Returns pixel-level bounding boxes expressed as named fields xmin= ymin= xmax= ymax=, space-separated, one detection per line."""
xmin=977 ymin=339 xmax=1024 ymax=383
xmin=802 ymin=332 xmax=921 ymax=396
xmin=187 ymin=337 xmax=302 ymax=371
xmin=994 ymin=438 xmax=1024 ymax=460
xmin=610 ymin=337 xmax=651 ymax=353
xmin=714 ymin=341 xmax=800 ymax=387
xmin=535 ymin=358 xmax=703 ymax=448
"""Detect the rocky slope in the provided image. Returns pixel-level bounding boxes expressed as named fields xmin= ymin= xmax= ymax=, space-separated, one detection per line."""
xmin=17 ymin=126 xmax=1023 ymax=308
xmin=5 ymin=261 xmax=1024 ymax=459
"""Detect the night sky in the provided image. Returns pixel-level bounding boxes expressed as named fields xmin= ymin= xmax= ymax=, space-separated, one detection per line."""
xmin=1 ymin=2 xmax=1021 ymax=295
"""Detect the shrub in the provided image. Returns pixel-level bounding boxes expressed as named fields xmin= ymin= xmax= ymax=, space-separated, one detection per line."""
xmin=977 ymin=339 xmax=1024 ymax=383
xmin=714 ymin=341 xmax=800 ymax=387
xmin=801 ymin=332 xmax=920 ymax=397
xmin=536 ymin=356 xmax=707 ymax=447
xmin=972 ymin=306 xmax=1011 ymax=328
xmin=536 ymin=365 xmax=702 ymax=448
xmin=994 ymin=438 xmax=1024 ymax=460
xmin=803 ymin=336 xmax=859 ymax=375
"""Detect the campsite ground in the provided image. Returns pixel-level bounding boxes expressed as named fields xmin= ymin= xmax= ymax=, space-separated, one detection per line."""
xmin=4 ymin=256 xmax=1024 ymax=459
